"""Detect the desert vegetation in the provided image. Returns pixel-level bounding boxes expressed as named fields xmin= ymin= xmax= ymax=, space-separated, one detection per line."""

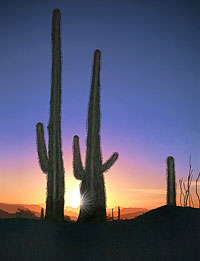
xmin=35 ymin=8 xmax=200 ymax=224
xmin=40 ymin=208 xmax=44 ymax=220
xmin=36 ymin=8 xmax=119 ymax=224
xmin=36 ymin=9 xmax=65 ymax=222
xmin=16 ymin=208 xmax=37 ymax=219
xmin=72 ymin=49 xmax=118 ymax=223
xmin=166 ymin=156 xmax=176 ymax=206
xmin=32 ymin=7 xmax=200 ymax=227
xmin=0 ymin=7 xmax=200 ymax=261
xmin=178 ymin=156 xmax=200 ymax=208
xmin=196 ymin=172 xmax=200 ymax=208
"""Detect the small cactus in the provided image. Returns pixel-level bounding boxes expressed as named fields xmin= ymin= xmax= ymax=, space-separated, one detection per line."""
xmin=118 ymin=206 xmax=120 ymax=220
xmin=112 ymin=208 xmax=114 ymax=221
xmin=166 ymin=156 xmax=176 ymax=206
xmin=40 ymin=208 xmax=44 ymax=219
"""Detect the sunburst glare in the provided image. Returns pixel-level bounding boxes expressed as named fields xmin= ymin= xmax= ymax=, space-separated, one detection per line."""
xmin=80 ymin=189 xmax=95 ymax=214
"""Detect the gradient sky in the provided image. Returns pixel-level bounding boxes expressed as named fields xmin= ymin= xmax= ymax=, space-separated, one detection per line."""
xmin=0 ymin=0 xmax=200 ymax=210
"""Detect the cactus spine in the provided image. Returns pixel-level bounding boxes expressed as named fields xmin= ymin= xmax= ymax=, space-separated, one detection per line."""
xmin=166 ymin=156 xmax=176 ymax=206
xmin=36 ymin=9 xmax=65 ymax=221
xmin=73 ymin=50 xmax=119 ymax=223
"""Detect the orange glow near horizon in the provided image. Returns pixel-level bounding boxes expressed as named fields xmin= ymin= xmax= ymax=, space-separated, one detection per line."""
xmin=0 ymin=149 xmax=200 ymax=210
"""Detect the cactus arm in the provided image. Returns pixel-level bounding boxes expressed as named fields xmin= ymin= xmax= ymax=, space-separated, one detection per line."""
xmin=100 ymin=152 xmax=119 ymax=174
xmin=73 ymin=135 xmax=85 ymax=180
xmin=36 ymin=122 xmax=49 ymax=173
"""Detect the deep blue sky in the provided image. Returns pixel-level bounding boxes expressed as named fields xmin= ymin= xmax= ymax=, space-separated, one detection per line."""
xmin=0 ymin=0 xmax=200 ymax=208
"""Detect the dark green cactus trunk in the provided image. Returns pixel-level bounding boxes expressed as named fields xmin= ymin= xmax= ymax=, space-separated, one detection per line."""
xmin=36 ymin=9 xmax=65 ymax=222
xmin=166 ymin=156 xmax=176 ymax=206
xmin=73 ymin=50 xmax=119 ymax=223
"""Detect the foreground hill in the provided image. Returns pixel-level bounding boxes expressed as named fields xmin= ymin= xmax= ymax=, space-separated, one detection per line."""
xmin=0 ymin=205 xmax=199 ymax=260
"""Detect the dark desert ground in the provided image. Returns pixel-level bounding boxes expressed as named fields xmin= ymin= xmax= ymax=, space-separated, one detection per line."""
xmin=0 ymin=205 xmax=199 ymax=261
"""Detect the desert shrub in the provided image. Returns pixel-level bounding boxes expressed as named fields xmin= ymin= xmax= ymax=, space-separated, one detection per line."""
xmin=16 ymin=208 xmax=37 ymax=219
xmin=64 ymin=215 xmax=71 ymax=221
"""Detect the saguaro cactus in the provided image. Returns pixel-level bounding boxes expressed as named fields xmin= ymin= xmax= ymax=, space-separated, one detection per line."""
xmin=166 ymin=156 xmax=176 ymax=206
xmin=40 ymin=208 xmax=44 ymax=220
xmin=118 ymin=206 xmax=120 ymax=220
xmin=112 ymin=208 xmax=114 ymax=221
xmin=36 ymin=9 xmax=65 ymax=222
xmin=73 ymin=50 xmax=119 ymax=223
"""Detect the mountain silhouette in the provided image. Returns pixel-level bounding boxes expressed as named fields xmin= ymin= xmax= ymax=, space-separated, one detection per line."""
xmin=0 ymin=202 xmax=78 ymax=218
xmin=0 ymin=209 xmax=17 ymax=219
xmin=0 ymin=203 xmax=42 ymax=215
xmin=0 ymin=202 xmax=149 ymax=221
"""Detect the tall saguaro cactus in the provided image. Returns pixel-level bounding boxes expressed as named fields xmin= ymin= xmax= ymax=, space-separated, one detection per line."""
xmin=73 ymin=50 xmax=119 ymax=223
xmin=36 ymin=9 xmax=65 ymax=222
xmin=166 ymin=156 xmax=176 ymax=206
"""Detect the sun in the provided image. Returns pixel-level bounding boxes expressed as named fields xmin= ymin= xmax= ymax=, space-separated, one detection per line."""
xmin=80 ymin=189 xmax=94 ymax=213
xmin=69 ymin=187 xmax=81 ymax=208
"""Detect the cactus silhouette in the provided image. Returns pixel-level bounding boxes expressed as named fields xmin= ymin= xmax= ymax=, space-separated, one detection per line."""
xmin=112 ymin=208 xmax=114 ymax=221
xmin=73 ymin=50 xmax=119 ymax=223
xmin=40 ymin=208 xmax=44 ymax=220
xmin=166 ymin=156 xmax=176 ymax=206
xmin=36 ymin=9 xmax=65 ymax=222
xmin=118 ymin=206 xmax=120 ymax=220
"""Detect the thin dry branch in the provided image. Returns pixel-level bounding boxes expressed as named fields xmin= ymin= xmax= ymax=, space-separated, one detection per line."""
xmin=179 ymin=178 xmax=184 ymax=206
xmin=184 ymin=155 xmax=193 ymax=207
xmin=196 ymin=172 xmax=200 ymax=208
xmin=180 ymin=155 xmax=194 ymax=207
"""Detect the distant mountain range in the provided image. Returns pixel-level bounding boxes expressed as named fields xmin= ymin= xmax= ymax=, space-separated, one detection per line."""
xmin=0 ymin=202 xmax=149 ymax=221
xmin=0 ymin=202 xmax=78 ymax=221
xmin=0 ymin=209 xmax=17 ymax=219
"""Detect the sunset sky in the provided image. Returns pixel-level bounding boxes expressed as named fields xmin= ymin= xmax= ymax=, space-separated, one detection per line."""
xmin=0 ymin=0 xmax=200 ymax=210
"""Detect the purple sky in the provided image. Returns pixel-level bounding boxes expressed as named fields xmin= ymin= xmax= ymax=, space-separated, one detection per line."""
xmin=0 ymin=0 xmax=200 ymax=208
